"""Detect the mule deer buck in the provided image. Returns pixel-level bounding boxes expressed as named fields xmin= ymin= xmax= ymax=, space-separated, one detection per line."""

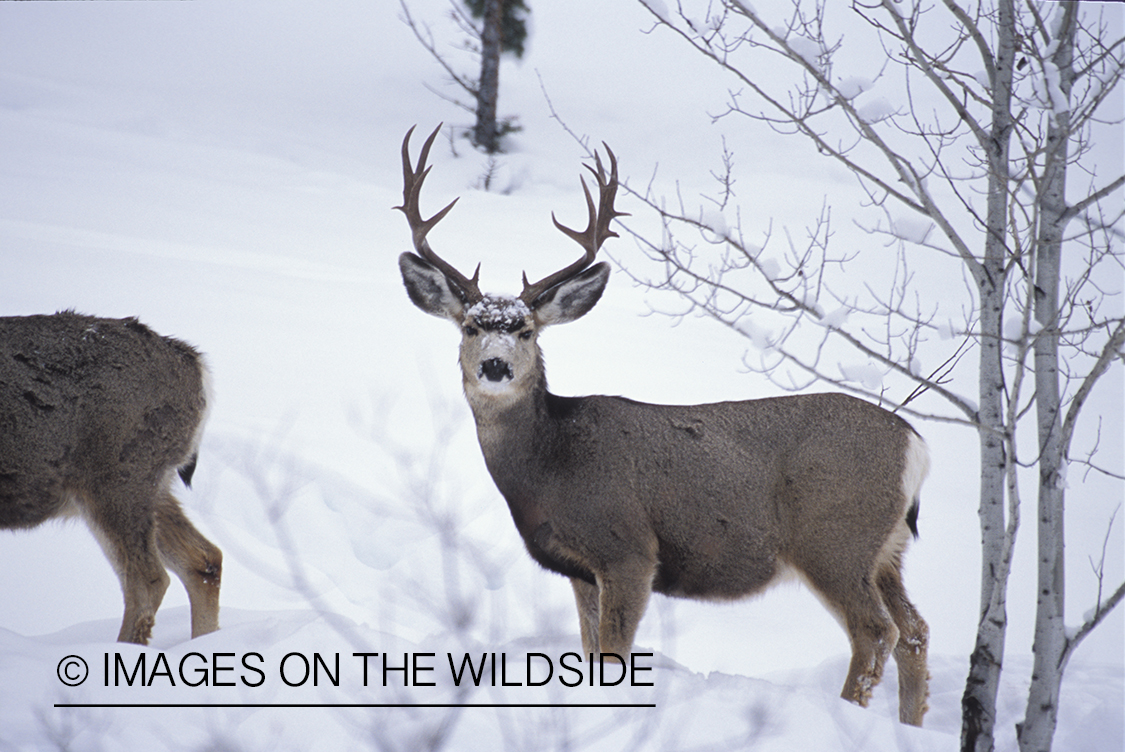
xmin=396 ymin=125 xmax=930 ymax=725
xmin=0 ymin=311 xmax=221 ymax=644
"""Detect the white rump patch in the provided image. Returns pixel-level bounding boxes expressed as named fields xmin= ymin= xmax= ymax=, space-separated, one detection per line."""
xmin=901 ymin=432 xmax=930 ymax=505
xmin=191 ymin=356 xmax=215 ymax=458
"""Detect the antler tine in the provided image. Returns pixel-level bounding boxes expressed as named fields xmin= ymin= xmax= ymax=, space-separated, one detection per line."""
xmin=520 ymin=144 xmax=628 ymax=305
xmin=395 ymin=124 xmax=482 ymax=302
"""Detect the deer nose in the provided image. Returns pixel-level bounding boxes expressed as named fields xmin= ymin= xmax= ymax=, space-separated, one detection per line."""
xmin=479 ymin=357 xmax=513 ymax=382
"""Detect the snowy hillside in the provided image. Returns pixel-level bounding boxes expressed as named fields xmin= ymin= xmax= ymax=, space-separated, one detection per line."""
xmin=1 ymin=1 xmax=1121 ymax=750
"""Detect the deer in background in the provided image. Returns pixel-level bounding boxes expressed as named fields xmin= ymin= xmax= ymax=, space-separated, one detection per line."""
xmin=0 ymin=311 xmax=221 ymax=644
xmin=396 ymin=125 xmax=931 ymax=725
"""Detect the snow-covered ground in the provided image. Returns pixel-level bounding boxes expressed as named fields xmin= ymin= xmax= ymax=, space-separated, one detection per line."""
xmin=1 ymin=1 xmax=1121 ymax=750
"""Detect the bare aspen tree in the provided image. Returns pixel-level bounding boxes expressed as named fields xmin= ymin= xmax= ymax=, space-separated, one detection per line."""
xmin=628 ymin=2 xmax=1123 ymax=749
xmin=1018 ymin=5 xmax=1125 ymax=751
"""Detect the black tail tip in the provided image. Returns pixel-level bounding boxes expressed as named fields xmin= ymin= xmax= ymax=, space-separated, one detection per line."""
xmin=906 ymin=499 xmax=920 ymax=539
xmin=178 ymin=453 xmax=199 ymax=488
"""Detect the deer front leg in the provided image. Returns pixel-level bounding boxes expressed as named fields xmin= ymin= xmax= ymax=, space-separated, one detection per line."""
xmin=594 ymin=558 xmax=655 ymax=659
xmin=571 ymin=577 xmax=600 ymax=654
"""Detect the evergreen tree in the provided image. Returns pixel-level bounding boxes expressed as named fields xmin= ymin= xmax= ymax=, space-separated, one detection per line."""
xmin=463 ymin=0 xmax=529 ymax=58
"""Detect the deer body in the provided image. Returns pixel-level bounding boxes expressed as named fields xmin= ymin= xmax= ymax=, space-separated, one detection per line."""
xmin=474 ymin=389 xmax=918 ymax=598
xmin=396 ymin=126 xmax=930 ymax=725
xmin=0 ymin=311 xmax=221 ymax=644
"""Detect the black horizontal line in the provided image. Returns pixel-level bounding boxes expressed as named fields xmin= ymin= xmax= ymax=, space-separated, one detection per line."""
xmin=54 ymin=703 xmax=656 ymax=709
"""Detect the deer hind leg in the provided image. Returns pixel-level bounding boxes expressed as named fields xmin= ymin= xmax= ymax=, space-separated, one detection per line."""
xmin=82 ymin=490 xmax=170 ymax=645
xmin=797 ymin=558 xmax=898 ymax=709
xmin=155 ymin=491 xmax=221 ymax=639
xmin=876 ymin=564 xmax=930 ymax=726
xmin=803 ymin=570 xmax=898 ymax=710
xmin=840 ymin=585 xmax=898 ymax=709
xmin=571 ymin=577 xmax=601 ymax=654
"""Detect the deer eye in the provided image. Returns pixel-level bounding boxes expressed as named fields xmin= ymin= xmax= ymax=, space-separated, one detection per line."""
xmin=464 ymin=325 xmax=479 ymax=337
xmin=518 ymin=330 xmax=533 ymax=341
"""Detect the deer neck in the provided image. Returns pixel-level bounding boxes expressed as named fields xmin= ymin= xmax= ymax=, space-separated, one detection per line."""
xmin=464 ymin=371 xmax=552 ymax=464
xmin=462 ymin=366 xmax=563 ymax=521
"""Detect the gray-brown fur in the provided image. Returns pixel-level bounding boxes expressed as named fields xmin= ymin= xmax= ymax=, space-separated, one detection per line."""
xmin=396 ymin=126 xmax=930 ymax=725
xmin=0 ymin=311 xmax=221 ymax=644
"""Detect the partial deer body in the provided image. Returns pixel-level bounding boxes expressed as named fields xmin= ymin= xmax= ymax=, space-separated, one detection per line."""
xmin=0 ymin=311 xmax=221 ymax=644
xmin=396 ymin=125 xmax=930 ymax=725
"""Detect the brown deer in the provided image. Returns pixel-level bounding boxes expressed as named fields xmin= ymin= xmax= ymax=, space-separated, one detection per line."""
xmin=0 ymin=311 xmax=221 ymax=644
xmin=396 ymin=125 xmax=930 ymax=725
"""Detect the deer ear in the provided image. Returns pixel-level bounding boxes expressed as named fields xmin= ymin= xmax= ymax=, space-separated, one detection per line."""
xmin=399 ymin=252 xmax=466 ymax=320
xmin=532 ymin=262 xmax=610 ymax=326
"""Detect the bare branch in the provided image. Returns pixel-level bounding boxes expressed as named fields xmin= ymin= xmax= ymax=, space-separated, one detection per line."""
xmin=1061 ymin=317 xmax=1125 ymax=453
xmin=1063 ymin=580 xmax=1125 ymax=669
xmin=399 ymin=0 xmax=480 ymax=99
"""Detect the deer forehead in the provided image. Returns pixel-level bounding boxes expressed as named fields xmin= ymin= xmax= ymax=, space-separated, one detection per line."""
xmin=464 ymin=296 xmax=534 ymax=333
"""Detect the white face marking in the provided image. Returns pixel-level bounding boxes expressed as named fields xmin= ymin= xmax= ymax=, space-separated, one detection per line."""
xmin=475 ymin=371 xmax=515 ymax=392
xmin=481 ymin=331 xmax=518 ymax=357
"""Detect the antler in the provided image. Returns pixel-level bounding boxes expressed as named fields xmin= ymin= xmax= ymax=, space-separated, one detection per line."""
xmin=395 ymin=124 xmax=482 ymax=303
xmin=520 ymin=145 xmax=627 ymax=305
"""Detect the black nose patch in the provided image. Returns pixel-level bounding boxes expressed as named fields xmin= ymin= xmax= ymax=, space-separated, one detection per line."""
xmin=480 ymin=357 xmax=513 ymax=382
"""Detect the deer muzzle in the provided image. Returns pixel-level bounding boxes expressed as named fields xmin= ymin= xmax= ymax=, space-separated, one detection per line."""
xmin=479 ymin=357 xmax=513 ymax=383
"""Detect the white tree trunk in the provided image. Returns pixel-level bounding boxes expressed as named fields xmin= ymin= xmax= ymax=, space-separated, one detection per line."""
xmin=1018 ymin=6 xmax=1079 ymax=751
xmin=961 ymin=3 xmax=1017 ymax=750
